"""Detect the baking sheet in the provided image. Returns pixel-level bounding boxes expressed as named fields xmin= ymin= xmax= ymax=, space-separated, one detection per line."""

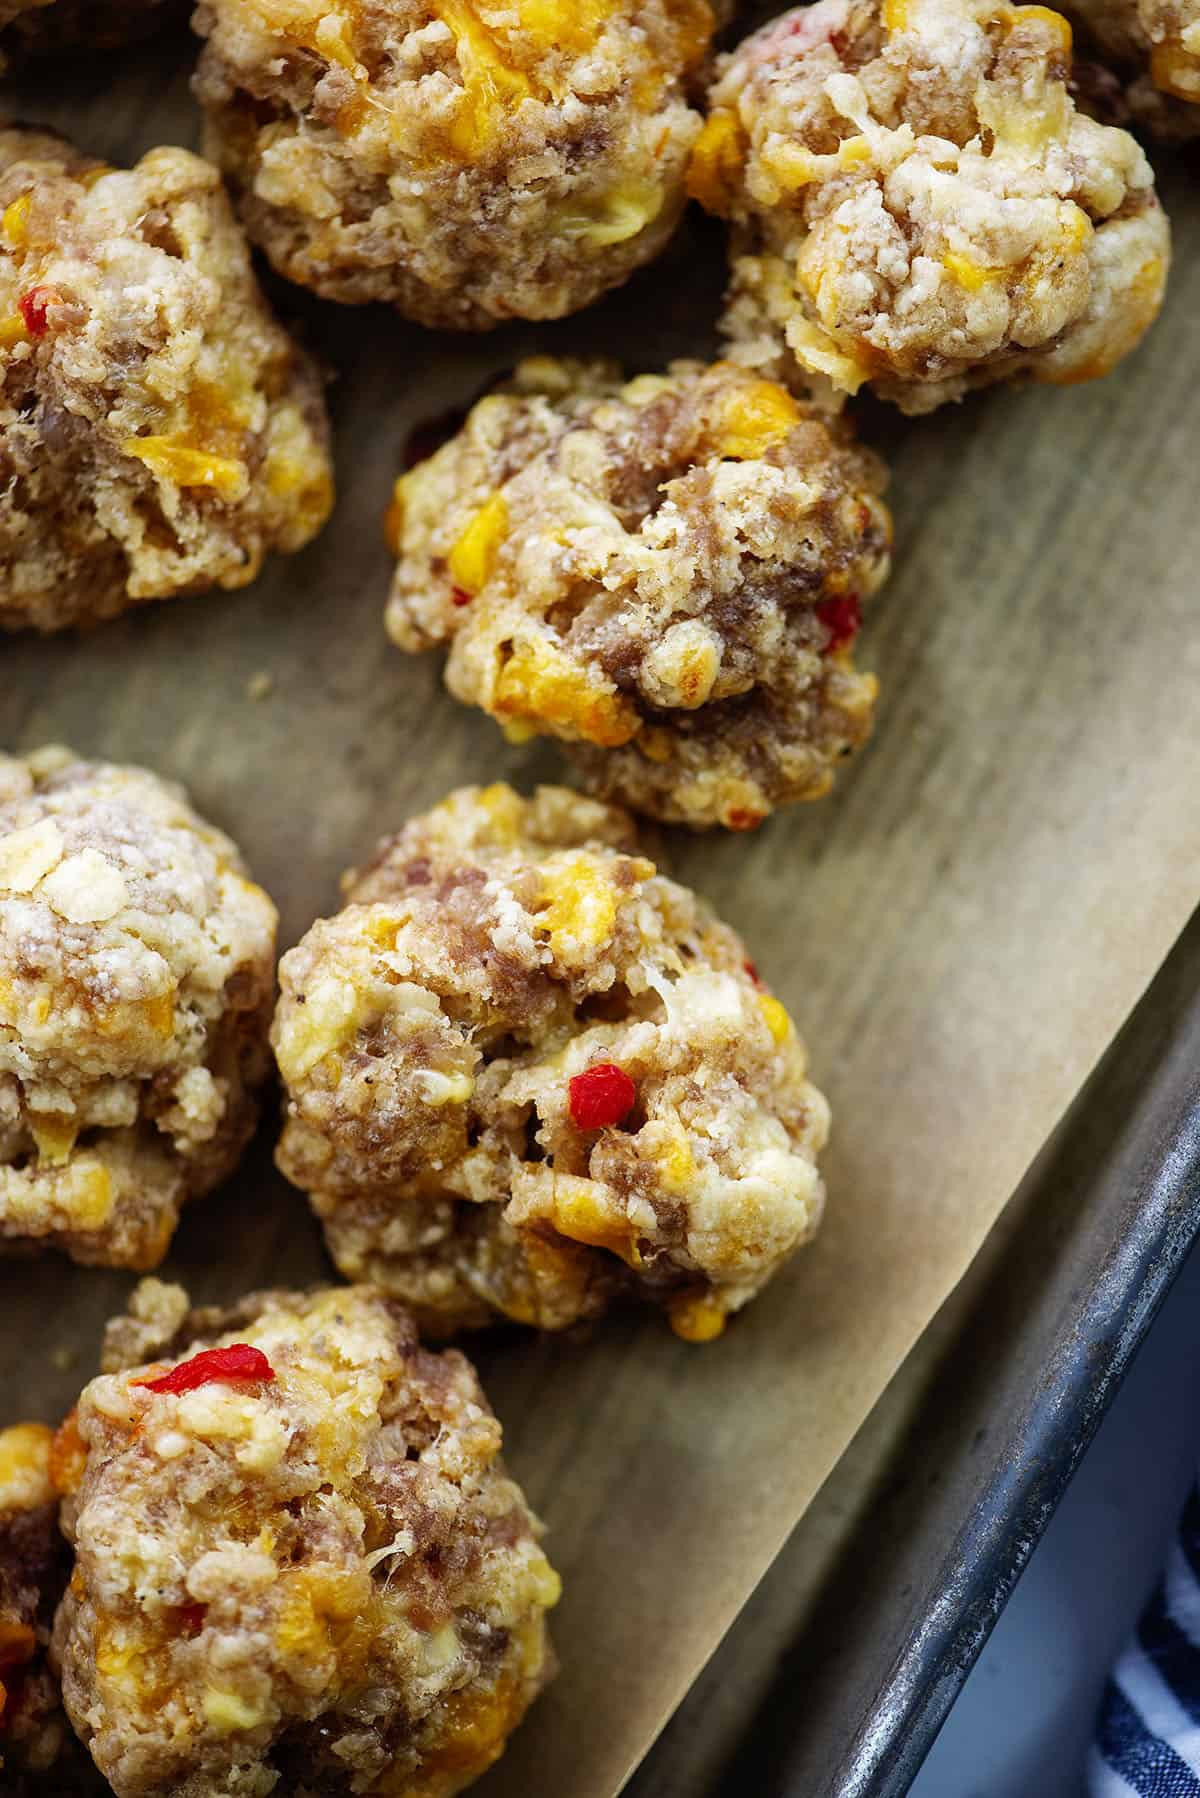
xmin=627 ymin=907 xmax=1200 ymax=1796
xmin=2 ymin=36 xmax=1199 ymax=1798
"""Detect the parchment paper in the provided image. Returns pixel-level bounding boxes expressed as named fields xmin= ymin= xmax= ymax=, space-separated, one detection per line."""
xmin=2 ymin=38 xmax=1198 ymax=1797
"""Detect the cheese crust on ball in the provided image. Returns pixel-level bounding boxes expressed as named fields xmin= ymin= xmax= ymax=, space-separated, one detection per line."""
xmin=0 ymin=749 xmax=277 ymax=1268
xmin=191 ymin=0 xmax=716 ymax=328
xmin=273 ymin=784 xmax=830 ymax=1341
xmin=386 ymin=357 xmax=891 ymax=829
xmin=0 ymin=127 xmax=333 ymax=633
xmin=53 ymin=1279 xmax=559 ymax=1798
xmin=692 ymin=0 xmax=1170 ymax=413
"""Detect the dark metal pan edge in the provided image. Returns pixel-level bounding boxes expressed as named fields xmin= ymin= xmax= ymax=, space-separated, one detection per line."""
xmin=820 ymin=906 xmax=1200 ymax=1798
xmin=627 ymin=906 xmax=1200 ymax=1798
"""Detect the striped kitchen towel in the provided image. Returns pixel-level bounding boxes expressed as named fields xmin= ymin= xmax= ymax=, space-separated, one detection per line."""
xmin=1089 ymin=1485 xmax=1200 ymax=1796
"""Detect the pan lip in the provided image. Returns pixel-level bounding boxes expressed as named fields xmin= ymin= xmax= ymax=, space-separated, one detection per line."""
xmin=820 ymin=921 xmax=1200 ymax=1798
xmin=623 ymin=911 xmax=1200 ymax=1798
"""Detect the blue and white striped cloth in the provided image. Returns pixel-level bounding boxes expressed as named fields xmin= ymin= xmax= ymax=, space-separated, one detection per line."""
xmin=1089 ymin=1486 xmax=1200 ymax=1796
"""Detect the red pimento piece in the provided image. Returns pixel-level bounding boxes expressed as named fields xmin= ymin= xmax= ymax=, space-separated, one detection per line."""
xmin=17 ymin=286 xmax=63 ymax=337
xmin=727 ymin=808 xmax=765 ymax=831
xmin=135 ymin=1344 xmax=275 ymax=1396
xmin=568 ymin=1062 xmax=637 ymax=1130
xmin=743 ymin=958 xmax=762 ymax=987
xmin=815 ymin=593 xmax=862 ymax=654
xmin=450 ymin=586 xmax=473 ymax=608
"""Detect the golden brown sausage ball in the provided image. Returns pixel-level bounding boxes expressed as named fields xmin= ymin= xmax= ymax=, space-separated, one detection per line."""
xmin=1069 ymin=0 xmax=1200 ymax=130
xmin=273 ymin=783 xmax=830 ymax=1341
xmin=53 ymin=1279 xmax=559 ymax=1798
xmin=0 ymin=127 xmax=333 ymax=633
xmin=0 ymin=749 xmax=277 ymax=1268
xmin=386 ymin=357 xmax=891 ymax=829
xmin=691 ymin=0 xmax=1170 ymax=413
xmin=191 ymin=0 xmax=718 ymax=327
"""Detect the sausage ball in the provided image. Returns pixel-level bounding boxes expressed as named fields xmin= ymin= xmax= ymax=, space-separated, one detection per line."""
xmin=385 ymin=357 xmax=891 ymax=829
xmin=0 ymin=748 xmax=277 ymax=1268
xmin=0 ymin=127 xmax=333 ymax=633
xmin=273 ymin=783 xmax=830 ymax=1341
xmin=0 ymin=0 xmax=179 ymax=69
xmin=0 ymin=1422 xmax=103 ymax=1793
xmin=1069 ymin=0 xmax=1200 ymax=130
xmin=191 ymin=0 xmax=717 ymax=327
xmin=52 ymin=1278 xmax=560 ymax=1798
xmin=691 ymin=0 xmax=1171 ymax=414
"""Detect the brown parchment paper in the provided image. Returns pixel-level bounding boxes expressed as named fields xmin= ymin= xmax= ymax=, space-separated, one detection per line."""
xmin=1 ymin=38 xmax=1199 ymax=1797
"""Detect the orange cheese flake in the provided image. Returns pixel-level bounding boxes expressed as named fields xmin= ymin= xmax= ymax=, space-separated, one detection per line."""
xmin=493 ymin=638 xmax=640 ymax=746
xmin=669 ymin=1292 xmax=727 ymax=1342
xmin=686 ymin=109 xmax=745 ymax=215
xmin=716 ymin=378 xmax=801 ymax=458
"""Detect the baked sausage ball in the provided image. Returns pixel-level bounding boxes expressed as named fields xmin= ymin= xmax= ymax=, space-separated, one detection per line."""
xmin=273 ymin=784 xmax=830 ymax=1341
xmin=1069 ymin=0 xmax=1200 ymax=129
xmin=0 ymin=127 xmax=333 ymax=634
xmin=52 ymin=1278 xmax=559 ymax=1798
xmin=0 ymin=748 xmax=277 ymax=1268
xmin=0 ymin=0 xmax=178 ymax=69
xmin=191 ymin=0 xmax=717 ymax=327
xmin=0 ymin=1423 xmax=103 ymax=1794
xmin=385 ymin=357 xmax=891 ymax=830
xmin=691 ymin=0 xmax=1170 ymax=414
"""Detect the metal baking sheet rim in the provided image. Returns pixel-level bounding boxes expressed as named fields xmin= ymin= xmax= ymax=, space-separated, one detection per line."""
xmin=627 ymin=907 xmax=1200 ymax=1798
xmin=823 ymin=916 xmax=1200 ymax=1798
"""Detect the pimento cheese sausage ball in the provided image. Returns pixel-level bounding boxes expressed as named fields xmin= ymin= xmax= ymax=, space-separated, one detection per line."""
xmin=1069 ymin=0 xmax=1200 ymax=128
xmin=52 ymin=1278 xmax=560 ymax=1798
xmin=272 ymin=784 xmax=830 ymax=1341
xmin=0 ymin=749 xmax=277 ymax=1268
xmin=691 ymin=0 xmax=1170 ymax=414
xmin=0 ymin=1 xmax=178 ymax=68
xmin=0 ymin=1423 xmax=102 ymax=1793
xmin=191 ymin=0 xmax=717 ymax=327
xmin=0 ymin=127 xmax=333 ymax=634
xmin=385 ymin=357 xmax=891 ymax=830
